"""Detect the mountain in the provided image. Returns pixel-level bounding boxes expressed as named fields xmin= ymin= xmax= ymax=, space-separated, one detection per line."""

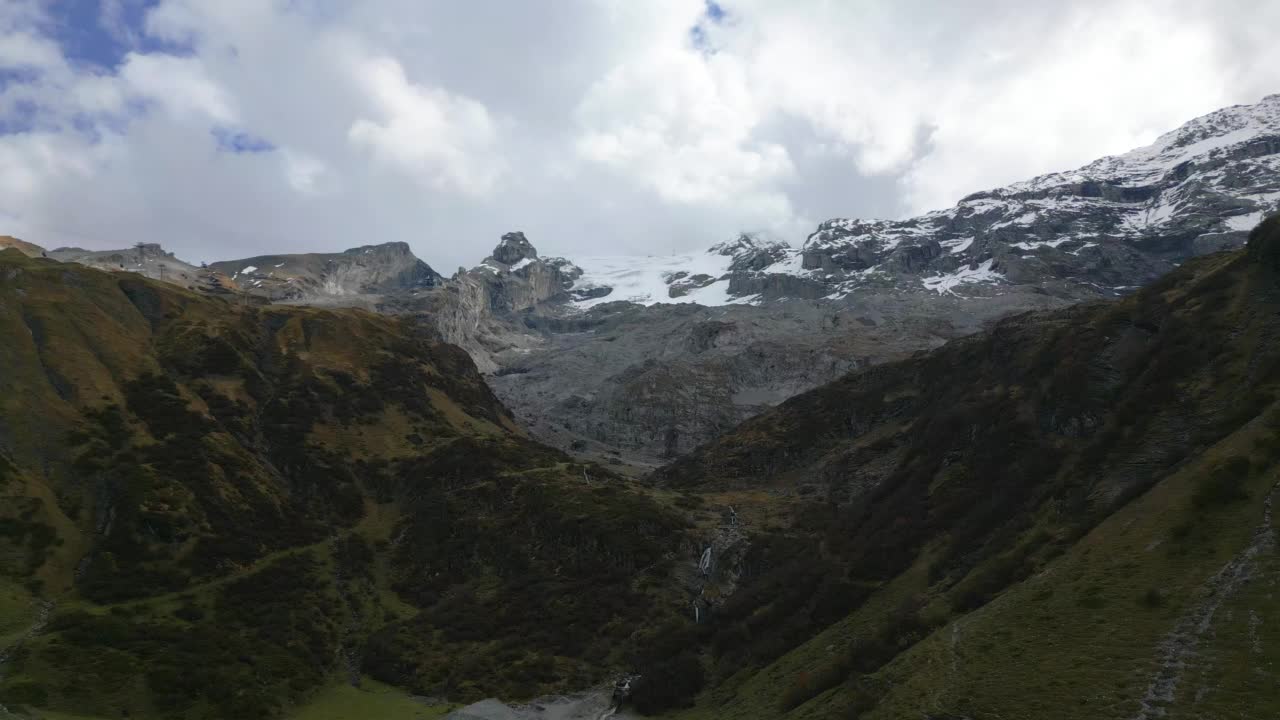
xmin=208 ymin=241 xmax=444 ymax=303
xmin=29 ymin=239 xmax=444 ymax=304
xmin=13 ymin=97 xmax=1278 ymax=466
xmin=452 ymin=95 xmax=1280 ymax=464
xmin=361 ymin=232 xmax=588 ymax=375
xmin=0 ymin=249 xmax=693 ymax=718
xmin=0 ymin=237 xmax=44 ymax=258
xmin=388 ymin=232 xmax=1056 ymax=466
xmin=41 ymin=242 xmax=238 ymax=295
xmin=4 ymin=218 xmax=1277 ymax=719
xmin=635 ymin=217 xmax=1280 ymax=718
xmin=3 ymin=98 xmax=1280 ymax=720
xmin=560 ymin=94 xmax=1280 ymax=306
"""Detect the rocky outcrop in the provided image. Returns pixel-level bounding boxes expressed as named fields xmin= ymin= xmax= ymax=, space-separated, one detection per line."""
xmin=491 ymin=231 xmax=538 ymax=265
xmin=47 ymin=242 xmax=233 ymax=294
xmin=485 ymin=288 xmax=1072 ymax=465
xmin=391 ymin=233 xmax=583 ymax=373
xmin=208 ymin=241 xmax=442 ymax=302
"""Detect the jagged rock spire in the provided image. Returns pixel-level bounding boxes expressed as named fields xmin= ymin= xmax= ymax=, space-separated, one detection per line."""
xmin=493 ymin=231 xmax=538 ymax=265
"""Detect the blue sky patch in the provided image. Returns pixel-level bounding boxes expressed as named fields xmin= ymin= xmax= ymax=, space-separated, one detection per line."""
xmin=212 ymin=127 xmax=276 ymax=154
xmin=44 ymin=0 xmax=191 ymax=70
xmin=690 ymin=1 xmax=728 ymax=54
xmin=0 ymin=99 xmax=41 ymax=136
xmin=0 ymin=67 xmax=43 ymax=93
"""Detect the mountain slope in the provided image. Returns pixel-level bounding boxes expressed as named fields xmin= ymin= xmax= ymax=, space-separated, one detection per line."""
xmin=435 ymin=96 xmax=1280 ymax=466
xmin=15 ymin=98 xmax=1278 ymax=469
xmin=208 ymin=241 xmax=443 ymax=303
xmin=643 ymin=217 xmax=1280 ymax=719
xmin=0 ymin=237 xmax=44 ymax=258
xmin=0 ymin=249 xmax=690 ymax=719
xmin=46 ymin=242 xmax=231 ymax=294
xmin=699 ymin=94 xmax=1280 ymax=303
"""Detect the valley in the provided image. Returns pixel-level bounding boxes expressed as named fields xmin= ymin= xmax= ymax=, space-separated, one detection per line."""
xmin=2 ymin=97 xmax=1280 ymax=719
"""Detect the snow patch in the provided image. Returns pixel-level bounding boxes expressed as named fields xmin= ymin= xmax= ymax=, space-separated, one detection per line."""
xmin=761 ymin=248 xmax=809 ymax=275
xmin=940 ymin=237 xmax=974 ymax=254
xmin=921 ymin=259 xmax=1002 ymax=296
xmin=1225 ymin=211 xmax=1265 ymax=231
xmin=1010 ymin=237 xmax=1073 ymax=251
xmin=570 ymin=249 xmax=739 ymax=308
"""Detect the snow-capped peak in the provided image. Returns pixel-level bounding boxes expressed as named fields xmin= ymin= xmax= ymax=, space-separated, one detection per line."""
xmin=557 ymin=96 xmax=1280 ymax=309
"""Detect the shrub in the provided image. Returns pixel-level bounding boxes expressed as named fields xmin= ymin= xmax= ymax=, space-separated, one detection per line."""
xmin=1138 ymin=588 xmax=1166 ymax=608
xmin=1191 ymin=456 xmax=1251 ymax=508
xmin=629 ymin=651 xmax=705 ymax=714
xmin=779 ymin=654 xmax=853 ymax=712
xmin=0 ymin=452 xmax=15 ymax=488
xmin=0 ymin=679 xmax=48 ymax=706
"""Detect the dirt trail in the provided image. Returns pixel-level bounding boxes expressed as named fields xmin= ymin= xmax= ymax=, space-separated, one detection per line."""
xmin=1131 ymin=479 xmax=1279 ymax=719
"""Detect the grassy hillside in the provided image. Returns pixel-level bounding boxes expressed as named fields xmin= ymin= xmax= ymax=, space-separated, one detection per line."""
xmin=0 ymin=249 xmax=692 ymax=719
xmin=647 ymin=218 xmax=1280 ymax=718
xmin=4 ymin=215 xmax=1280 ymax=720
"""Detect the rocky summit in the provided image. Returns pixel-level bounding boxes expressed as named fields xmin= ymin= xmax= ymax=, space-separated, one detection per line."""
xmin=208 ymin=241 xmax=444 ymax=303
xmin=550 ymin=94 xmax=1280 ymax=306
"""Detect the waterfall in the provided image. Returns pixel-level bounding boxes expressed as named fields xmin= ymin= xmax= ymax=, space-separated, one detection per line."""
xmin=699 ymin=546 xmax=712 ymax=576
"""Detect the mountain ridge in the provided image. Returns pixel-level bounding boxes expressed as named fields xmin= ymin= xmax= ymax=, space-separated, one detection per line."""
xmin=633 ymin=218 xmax=1280 ymax=718
xmin=0 ymin=249 xmax=693 ymax=718
xmin=11 ymin=96 xmax=1280 ymax=466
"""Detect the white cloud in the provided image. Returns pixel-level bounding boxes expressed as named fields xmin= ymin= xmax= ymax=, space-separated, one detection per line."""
xmin=347 ymin=55 xmax=504 ymax=197
xmin=0 ymin=30 xmax=62 ymax=70
xmin=281 ymin=150 xmax=331 ymax=195
xmin=1 ymin=0 xmax=1279 ymax=271
xmin=120 ymin=53 xmax=237 ymax=122
xmin=891 ymin=1 xmax=1246 ymax=213
xmin=0 ymin=132 xmax=100 ymax=207
xmin=575 ymin=46 xmax=793 ymax=208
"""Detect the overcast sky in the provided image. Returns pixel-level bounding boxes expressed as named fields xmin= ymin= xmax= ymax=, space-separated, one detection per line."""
xmin=2 ymin=0 xmax=1279 ymax=271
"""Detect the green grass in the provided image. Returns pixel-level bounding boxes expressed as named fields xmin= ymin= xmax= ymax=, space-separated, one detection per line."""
xmin=288 ymin=678 xmax=451 ymax=720
xmin=11 ymin=679 xmax=450 ymax=720
xmin=659 ymin=402 xmax=1280 ymax=720
xmin=0 ymin=579 xmax=35 ymax=646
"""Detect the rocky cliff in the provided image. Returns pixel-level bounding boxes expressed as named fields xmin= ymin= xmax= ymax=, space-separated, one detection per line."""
xmin=389 ymin=232 xmax=584 ymax=373
xmin=45 ymin=242 xmax=232 ymax=294
xmin=486 ymin=287 xmax=1068 ymax=466
xmin=467 ymin=95 xmax=1280 ymax=464
xmin=208 ymin=241 xmax=443 ymax=302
